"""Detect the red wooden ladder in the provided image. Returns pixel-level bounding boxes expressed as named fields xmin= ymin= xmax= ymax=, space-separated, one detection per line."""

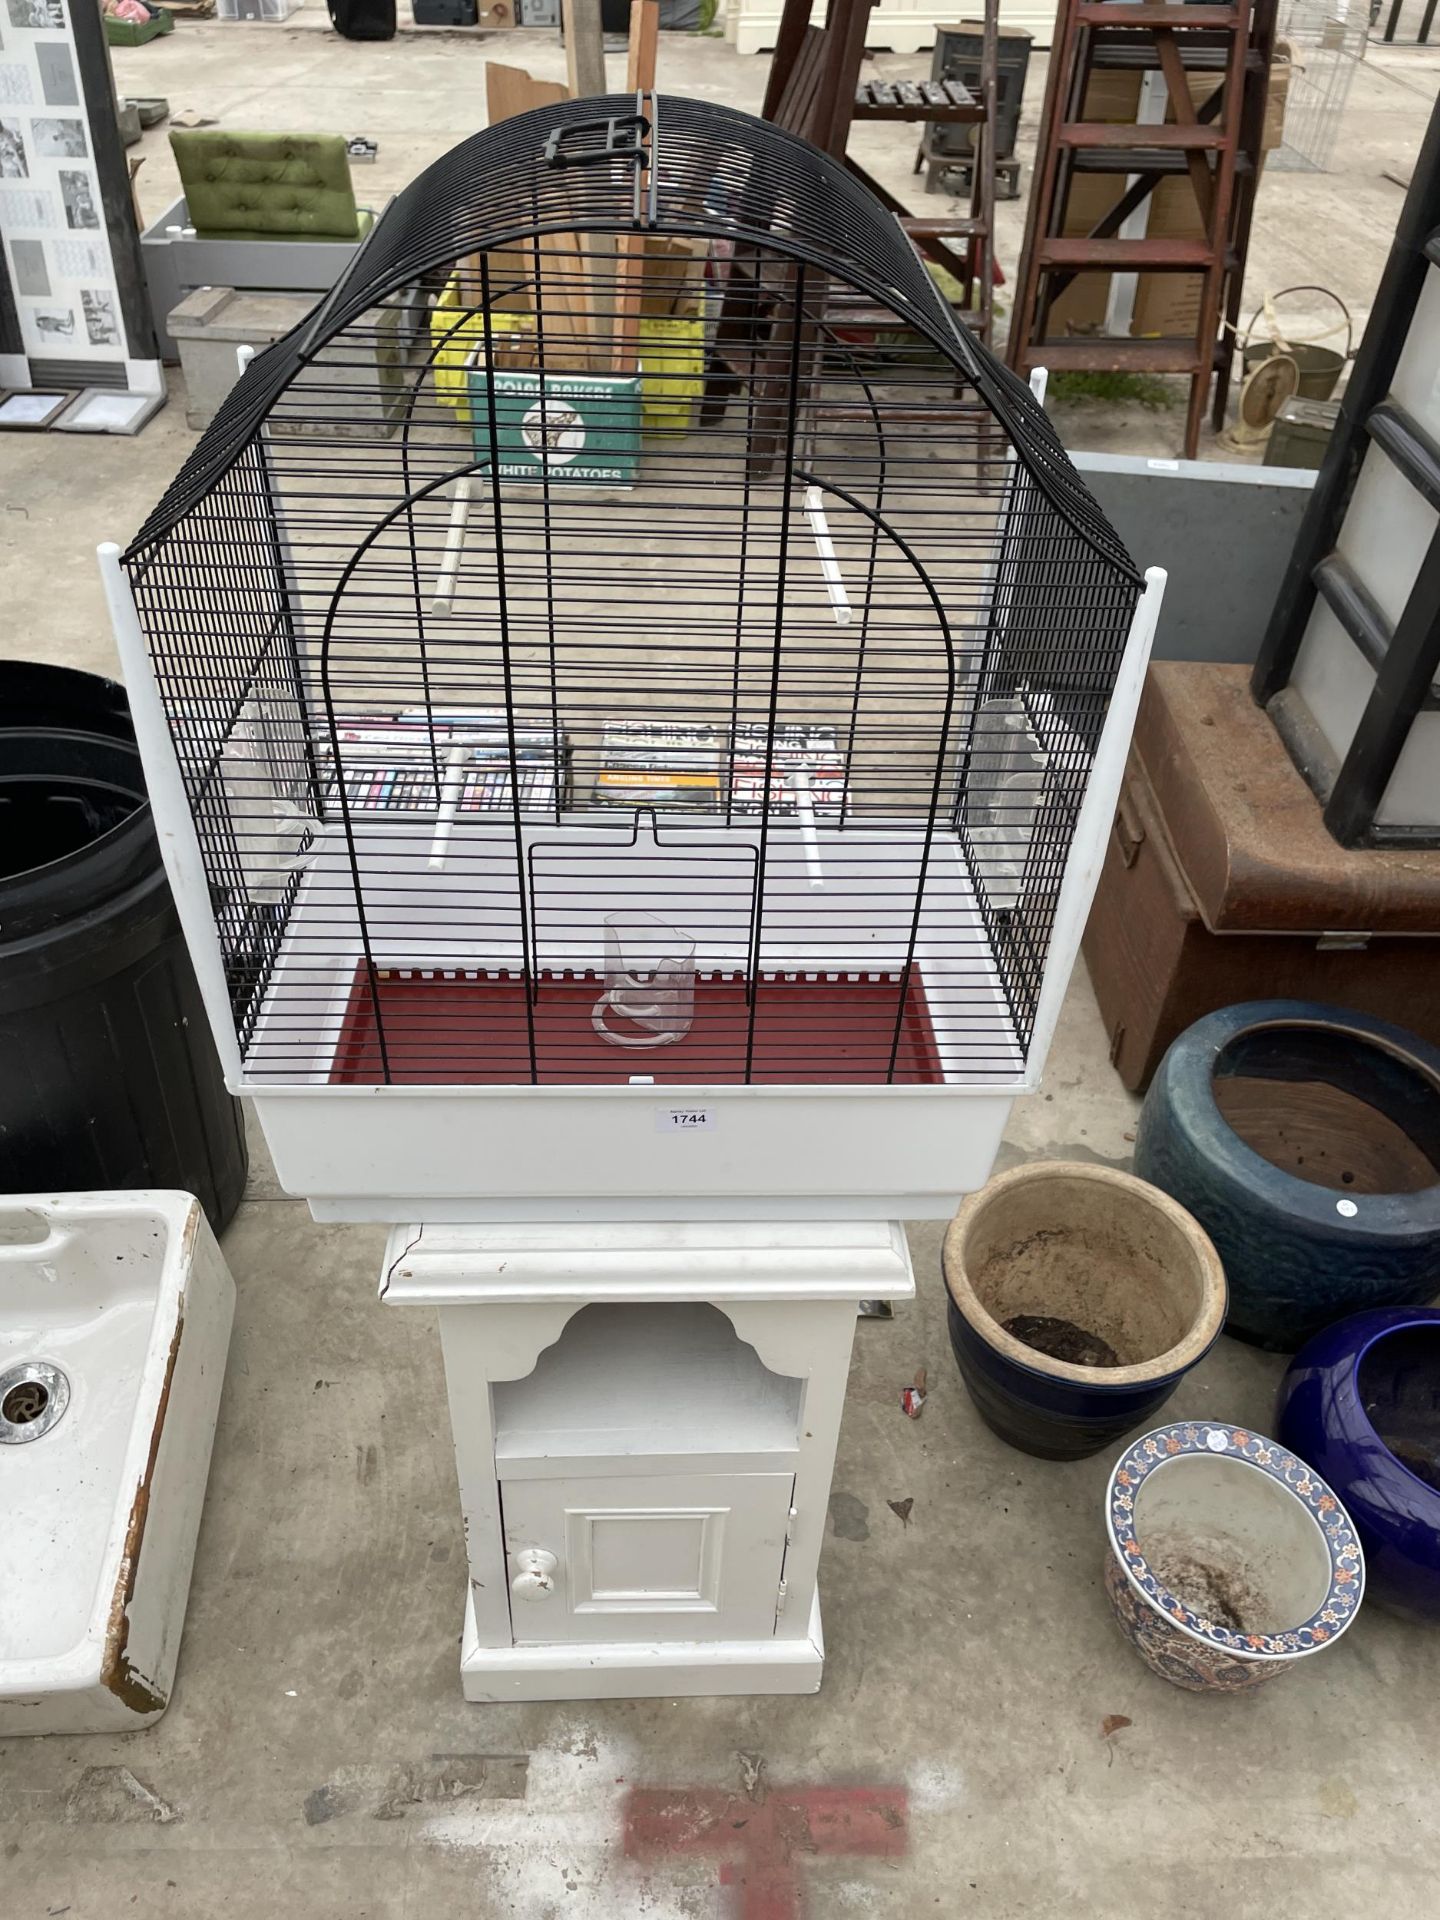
xmin=1007 ymin=0 xmax=1257 ymax=456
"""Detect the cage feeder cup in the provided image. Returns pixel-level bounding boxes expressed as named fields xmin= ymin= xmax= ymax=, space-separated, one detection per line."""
xmin=592 ymin=911 xmax=697 ymax=1049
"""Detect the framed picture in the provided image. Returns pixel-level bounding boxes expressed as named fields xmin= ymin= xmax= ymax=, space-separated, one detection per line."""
xmin=5 ymin=0 xmax=66 ymax=28
xmin=32 ymin=117 xmax=87 ymax=160
xmin=25 ymin=303 xmax=76 ymax=345
xmin=59 ymin=168 xmax=98 ymax=229
xmin=81 ymin=288 xmax=120 ymax=347
xmin=53 ymin=388 xmax=166 ymax=435
xmin=0 ymin=389 xmax=72 ymax=430
xmin=0 ymin=114 xmax=28 ymax=178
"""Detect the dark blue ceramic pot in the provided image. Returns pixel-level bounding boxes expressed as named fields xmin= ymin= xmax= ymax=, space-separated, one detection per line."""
xmin=943 ymin=1163 xmax=1226 ymax=1460
xmin=1276 ymin=1308 xmax=1440 ymax=1623
xmin=1134 ymin=1001 xmax=1440 ymax=1352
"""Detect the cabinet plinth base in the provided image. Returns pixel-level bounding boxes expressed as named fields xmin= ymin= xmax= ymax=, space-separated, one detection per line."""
xmin=460 ymin=1586 xmax=825 ymax=1702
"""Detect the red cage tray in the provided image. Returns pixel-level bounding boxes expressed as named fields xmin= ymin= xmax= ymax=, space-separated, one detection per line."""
xmin=330 ymin=967 xmax=943 ymax=1086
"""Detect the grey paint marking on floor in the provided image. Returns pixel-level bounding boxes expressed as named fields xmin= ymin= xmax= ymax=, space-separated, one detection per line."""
xmin=4 ymin=24 xmax=1439 ymax=1918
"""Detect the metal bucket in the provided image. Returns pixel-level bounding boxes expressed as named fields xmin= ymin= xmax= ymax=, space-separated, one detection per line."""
xmin=1241 ymin=286 xmax=1352 ymax=402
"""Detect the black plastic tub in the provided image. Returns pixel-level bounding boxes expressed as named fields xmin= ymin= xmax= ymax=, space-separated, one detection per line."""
xmin=0 ymin=660 xmax=247 ymax=1227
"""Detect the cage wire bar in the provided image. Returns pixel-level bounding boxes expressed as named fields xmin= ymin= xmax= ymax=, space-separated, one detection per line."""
xmin=120 ymin=94 xmax=1142 ymax=1097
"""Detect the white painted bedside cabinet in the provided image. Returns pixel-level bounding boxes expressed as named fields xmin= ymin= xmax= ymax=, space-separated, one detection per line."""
xmin=381 ymin=1221 xmax=915 ymax=1702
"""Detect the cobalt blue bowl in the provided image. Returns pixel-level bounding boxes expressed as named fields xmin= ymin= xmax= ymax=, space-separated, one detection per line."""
xmin=1276 ymin=1308 xmax=1440 ymax=1623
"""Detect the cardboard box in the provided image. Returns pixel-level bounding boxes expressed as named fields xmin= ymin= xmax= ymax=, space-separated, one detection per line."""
xmin=1051 ymin=60 xmax=1286 ymax=343
xmin=1264 ymin=54 xmax=1290 ymax=155
xmin=1129 ymin=61 xmax=1291 ymax=337
xmin=1045 ymin=71 xmax=1141 ymax=334
xmin=1154 ymin=60 xmax=1286 ymax=149
xmin=637 ymin=237 xmax=708 ymax=317
xmin=1082 ymin=70 xmax=1144 ymax=123
xmin=1049 ymin=174 xmax=1130 ymax=336
xmin=1131 ymin=176 xmax=1207 ymax=340
xmin=435 ymin=277 xmax=707 ymax=442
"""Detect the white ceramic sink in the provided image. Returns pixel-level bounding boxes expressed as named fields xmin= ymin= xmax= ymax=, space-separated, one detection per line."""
xmin=0 ymin=1192 xmax=234 ymax=1735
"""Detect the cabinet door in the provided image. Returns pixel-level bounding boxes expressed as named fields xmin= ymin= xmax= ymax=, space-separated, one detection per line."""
xmin=501 ymin=1470 xmax=794 ymax=1645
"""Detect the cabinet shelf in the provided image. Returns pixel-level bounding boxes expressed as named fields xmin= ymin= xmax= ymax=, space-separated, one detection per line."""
xmin=492 ymin=1303 xmax=804 ymax=1469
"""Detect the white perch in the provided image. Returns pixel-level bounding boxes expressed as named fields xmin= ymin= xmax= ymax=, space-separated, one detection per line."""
xmin=791 ymin=767 xmax=825 ymax=890
xmin=427 ymin=745 xmax=471 ymax=870
xmin=432 ymin=477 xmax=474 ymax=615
xmin=803 ymin=486 xmax=852 ymax=627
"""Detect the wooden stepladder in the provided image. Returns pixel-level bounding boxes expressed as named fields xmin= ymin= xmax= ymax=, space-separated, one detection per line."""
xmin=1008 ymin=0 xmax=1263 ymax=457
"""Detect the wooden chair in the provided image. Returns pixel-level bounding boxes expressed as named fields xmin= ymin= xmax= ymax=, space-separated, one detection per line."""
xmin=700 ymin=0 xmax=998 ymax=471
xmin=762 ymin=0 xmax=997 ymax=339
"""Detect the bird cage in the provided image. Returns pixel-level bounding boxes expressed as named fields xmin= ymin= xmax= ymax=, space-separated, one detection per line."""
xmin=102 ymin=94 xmax=1161 ymax=1225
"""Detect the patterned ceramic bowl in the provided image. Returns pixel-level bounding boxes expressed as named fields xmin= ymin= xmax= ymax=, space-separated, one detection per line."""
xmin=1103 ymin=1421 xmax=1365 ymax=1692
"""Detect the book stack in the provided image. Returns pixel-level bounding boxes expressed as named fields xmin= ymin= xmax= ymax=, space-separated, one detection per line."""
xmin=729 ymin=723 xmax=845 ymax=818
xmin=592 ymin=721 xmax=846 ymax=816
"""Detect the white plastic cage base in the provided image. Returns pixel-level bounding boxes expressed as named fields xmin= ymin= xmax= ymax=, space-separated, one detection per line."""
xmin=241 ymin=819 xmax=1024 ymax=1086
xmin=255 ymin=1080 xmax=1017 ymax=1223
xmin=239 ymin=815 xmax=1026 ymax=1220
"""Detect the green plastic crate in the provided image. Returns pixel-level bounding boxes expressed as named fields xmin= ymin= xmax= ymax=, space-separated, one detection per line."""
xmin=104 ymin=8 xmax=175 ymax=44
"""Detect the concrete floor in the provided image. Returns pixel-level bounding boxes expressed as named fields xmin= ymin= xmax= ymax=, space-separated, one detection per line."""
xmin=3 ymin=20 xmax=1440 ymax=1920
xmin=7 ymin=982 xmax=1440 ymax=1919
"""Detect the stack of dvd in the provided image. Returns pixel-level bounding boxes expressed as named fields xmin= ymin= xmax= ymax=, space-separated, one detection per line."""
xmin=318 ymin=708 xmax=570 ymax=816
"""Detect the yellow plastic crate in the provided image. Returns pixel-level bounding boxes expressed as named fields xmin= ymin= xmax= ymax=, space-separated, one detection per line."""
xmin=635 ymin=312 xmax=707 ymax=438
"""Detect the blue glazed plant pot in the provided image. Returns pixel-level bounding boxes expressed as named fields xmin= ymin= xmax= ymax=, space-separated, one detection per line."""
xmin=1103 ymin=1421 xmax=1365 ymax=1692
xmin=1134 ymin=1001 xmax=1440 ymax=1352
xmin=943 ymin=1163 xmax=1226 ymax=1460
xmin=1276 ymin=1308 xmax=1440 ymax=1623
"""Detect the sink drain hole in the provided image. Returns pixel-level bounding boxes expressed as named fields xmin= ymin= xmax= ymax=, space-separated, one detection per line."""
xmin=0 ymin=1363 xmax=70 ymax=1442
xmin=3 ymin=1380 xmax=49 ymax=1423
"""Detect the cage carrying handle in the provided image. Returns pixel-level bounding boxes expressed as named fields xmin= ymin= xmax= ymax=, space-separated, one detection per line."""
xmin=544 ymin=93 xmax=657 ymax=228
xmin=543 ymin=108 xmax=651 ymax=173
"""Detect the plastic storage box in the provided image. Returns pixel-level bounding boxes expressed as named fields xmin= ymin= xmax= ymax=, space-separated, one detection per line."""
xmin=104 ymin=8 xmax=174 ymax=45
xmin=217 ymin=0 xmax=305 ymax=19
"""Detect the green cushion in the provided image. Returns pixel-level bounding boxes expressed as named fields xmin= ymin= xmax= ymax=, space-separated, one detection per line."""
xmin=171 ymin=130 xmax=364 ymax=244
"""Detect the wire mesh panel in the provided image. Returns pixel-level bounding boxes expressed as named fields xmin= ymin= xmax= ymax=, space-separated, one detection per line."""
xmin=1271 ymin=0 xmax=1368 ymax=173
xmin=123 ymin=94 xmax=1141 ymax=1097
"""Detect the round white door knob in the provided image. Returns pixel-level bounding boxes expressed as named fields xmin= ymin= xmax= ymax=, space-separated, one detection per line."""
xmin=509 ymin=1547 xmax=558 ymax=1598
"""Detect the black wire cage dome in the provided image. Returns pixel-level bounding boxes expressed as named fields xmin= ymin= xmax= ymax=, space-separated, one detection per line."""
xmin=117 ymin=92 xmax=1149 ymax=1116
